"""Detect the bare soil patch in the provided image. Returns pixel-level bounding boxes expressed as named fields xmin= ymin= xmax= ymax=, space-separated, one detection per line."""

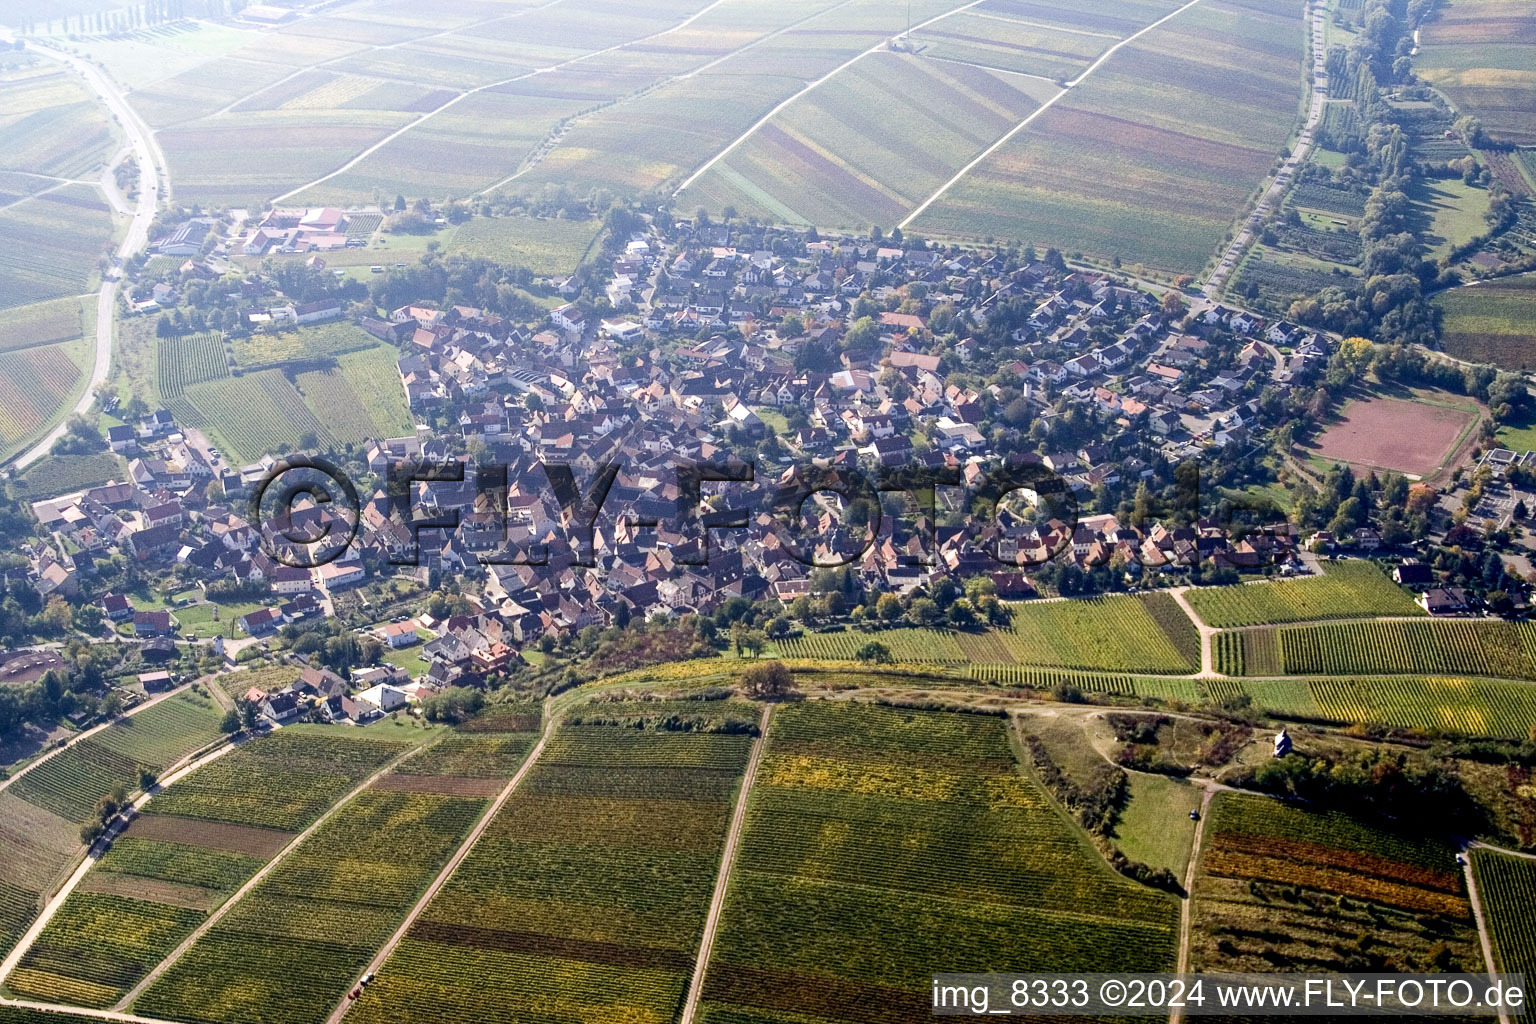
xmin=123 ymin=814 xmax=293 ymax=858
xmin=1313 ymin=395 xmax=1476 ymax=477
xmin=78 ymin=871 xmax=224 ymax=912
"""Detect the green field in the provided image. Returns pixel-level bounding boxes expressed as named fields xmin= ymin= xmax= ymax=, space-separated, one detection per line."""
xmin=678 ymin=51 xmax=1057 ymax=232
xmin=1438 ymin=276 xmax=1536 ymax=371
xmin=347 ymin=718 xmax=756 ymax=1024
xmin=13 ymin=452 xmax=127 ymax=499
xmin=779 ymin=592 xmax=1197 ymax=673
xmin=1417 ymin=0 xmax=1536 ymax=146
xmin=7 ymin=693 xmax=225 ymax=824
xmin=180 ymin=370 xmax=335 ymax=464
xmin=699 ymin=703 xmax=1178 ymax=1023
xmin=229 ymin=321 xmax=378 ymax=370
xmin=445 ymin=214 xmax=602 ymax=276
xmin=1413 ymin=177 xmax=1495 ymax=260
xmin=1232 ymin=619 xmax=1536 ymax=680
xmin=1473 ymin=849 xmax=1536 ymax=1024
xmin=0 ymin=297 xmax=84 ymax=353
xmin=1116 ymin=773 xmax=1203 ymax=877
xmin=5 ymin=730 xmax=412 ymax=1009
xmin=0 ymin=693 xmax=225 ymax=965
xmin=0 ymin=61 xmax=115 ymax=180
xmin=0 ymin=184 xmax=114 ymax=310
xmin=1192 ymin=793 xmax=1481 ymax=973
xmin=913 ymin=0 xmax=1309 ymax=274
xmin=1183 ymin=560 xmax=1423 ymax=628
xmin=134 ymin=713 xmax=540 ymax=1024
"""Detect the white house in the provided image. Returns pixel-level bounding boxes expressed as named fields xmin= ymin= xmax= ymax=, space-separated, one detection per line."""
xmin=356 ymin=684 xmax=408 ymax=716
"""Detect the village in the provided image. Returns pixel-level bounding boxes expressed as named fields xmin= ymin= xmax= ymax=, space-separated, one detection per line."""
xmin=17 ymin=209 xmax=1513 ymax=727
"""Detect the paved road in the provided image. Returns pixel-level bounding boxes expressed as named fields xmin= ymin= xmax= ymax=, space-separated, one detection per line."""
xmin=1203 ymin=1 xmax=1328 ymax=298
xmin=9 ymin=40 xmax=162 ymax=471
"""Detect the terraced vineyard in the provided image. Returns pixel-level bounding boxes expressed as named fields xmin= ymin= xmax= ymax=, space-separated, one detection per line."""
xmin=4 ymin=732 xmax=411 ymax=1009
xmin=1192 ymin=794 xmax=1481 ymax=974
xmin=156 ymin=332 xmax=229 ymax=401
xmin=1473 ymin=850 xmax=1536 ymax=1024
xmin=1239 ymin=620 xmax=1536 ymax=679
xmin=1184 ymin=561 xmax=1423 ymax=628
xmin=347 ymin=717 xmax=756 ymax=1024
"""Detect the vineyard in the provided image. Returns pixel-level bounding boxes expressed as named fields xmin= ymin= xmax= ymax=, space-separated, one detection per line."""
xmin=134 ymin=790 xmax=490 ymax=1024
xmin=964 ymin=665 xmax=1203 ymax=703
xmin=1249 ymin=620 xmax=1536 ymax=680
xmin=698 ymin=703 xmax=1179 ymax=1024
xmin=3 ymin=731 xmax=411 ymax=1009
xmin=0 ymin=342 xmax=83 ymax=452
xmin=294 ymin=365 xmax=387 ymax=446
xmin=0 ymin=185 xmax=113 ymax=309
xmin=7 ymin=692 xmax=224 ymax=824
xmin=180 ymin=370 xmax=336 ymax=464
xmin=156 ymin=332 xmax=228 ymax=401
xmin=1473 ymin=850 xmax=1536 ymax=1024
xmin=1191 ymin=793 xmax=1481 ymax=975
xmin=6 ymin=894 xmax=203 ymax=1008
xmin=0 ymin=794 xmax=78 ymax=961
xmin=147 ymin=732 xmax=409 ymax=832
xmin=347 ymin=722 xmax=755 ymax=1024
xmin=1183 ymin=561 xmax=1423 ymax=628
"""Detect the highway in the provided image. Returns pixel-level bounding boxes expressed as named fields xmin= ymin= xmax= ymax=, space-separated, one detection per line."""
xmin=9 ymin=39 xmax=163 ymax=471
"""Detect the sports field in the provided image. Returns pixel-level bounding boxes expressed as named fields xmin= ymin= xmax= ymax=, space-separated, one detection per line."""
xmin=1312 ymin=393 xmax=1480 ymax=478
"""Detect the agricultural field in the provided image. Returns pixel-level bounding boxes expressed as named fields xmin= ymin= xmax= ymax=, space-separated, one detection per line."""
xmin=1311 ymin=391 xmax=1481 ymax=479
xmin=698 ymin=703 xmax=1178 ymax=1023
xmin=130 ymin=698 xmax=536 ymax=1024
xmin=1183 ymin=560 xmax=1423 ymax=628
xmin=7 ymin=692 xmax=225 ymax=824
xmin=0 ymin=297 xmax=84 ymax=354
xmin=291 ymin=344 xmax=414 ymax=445
xmin=156 ymin=332 xmax=229 ymax=402
xmin=0 ymin=60 xmax=114 ymax=180
xmin=179 ymin=370 xmax=334 ymax=464
xmin=780 ymin=593 xmax=1196 ymax=673
xmin=0 ymin=340 xmax=87 ymax=456
xmin=1000 ymin=591 xmax=1200 ymax=673
xmin=228 ymin=320 xmax=379 ymax=369
xmin=0 ymin=693 xmax=224 ymax=964
xmin=1416 ymin=0 xmax=1536 ymax=146
xmin=913 ymin=0 xmax=1309 ymax=275
xmin=0 ymin=793 xmax=80 ymax=960
xmin=445 ymin=214 xmax=603 ymax=276
xmin=347 ymin=720 xmax=756 ymax=1024
xmin=133 ymin=791 xmax=488 ymax=1024
xmin=5 ymin=729 xmax=413 ymax=1009
xmin=677 ymin=52 xmax=1056 ymax=232
xmin=1191 ymin=793 xmax=1482 ymax=974
xmin=13 ymin=452 xmax=127 ymax=500
xmin=1240 ymin=619 xmax=1536 ymax=680
xmin=146 ymin=732 xmax=410 ymax=833
xmin=1473 ymin=849 xmax=1536 ymax=1024
xmin=1437 ymin=275 xmax=1536 ymax=371
xmin=1206 ymin=675 xmax=1536 ymax=738
xmin=1414 ymin=177 xmax=1495 ymax=260
xmin=0 ymin=185 xmax=115 ymax=310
